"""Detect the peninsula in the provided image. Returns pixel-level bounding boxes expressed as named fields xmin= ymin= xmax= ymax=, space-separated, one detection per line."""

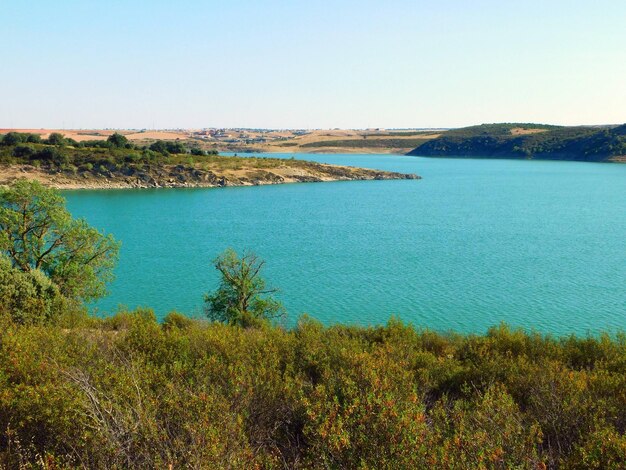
xmin=0 ymin=132 xmax=419 ymax=189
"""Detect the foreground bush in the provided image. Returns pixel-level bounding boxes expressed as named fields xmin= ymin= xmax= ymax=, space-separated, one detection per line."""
xmin=0 ymin=255 xmax=64 ymax=325
xmin=1 ymin=313 xmax=625 ymax=468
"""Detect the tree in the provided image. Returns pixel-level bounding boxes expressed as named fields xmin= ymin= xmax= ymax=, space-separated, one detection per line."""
xmin=204 ymin=249 xmax=285 ymax=327
xmin=107 ymin=132 xmax=130 ymax=148
xmin=2 ymin=132 xmax=25 ymax=146
xmin=12 ymin=145 xmax=35 ymax=159
xmin=165 ymin=141 xmax=186 ymax=154
xmin=46 ymin=132 xmax=66 ymax=146
xmin=149 ymin=140 xmax=168 ymax=154
xmin=0 ymin=179 xmax=120 ymax=301
xmin=26 ymin=133 xmax=42 ymax=144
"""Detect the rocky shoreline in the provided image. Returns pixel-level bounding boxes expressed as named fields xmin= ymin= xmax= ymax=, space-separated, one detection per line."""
xmin=0 ymin=162 xmax=420 ymax=190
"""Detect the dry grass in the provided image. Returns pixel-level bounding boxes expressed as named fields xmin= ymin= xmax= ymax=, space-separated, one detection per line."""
xmin=510 ymin=127 xmax=549 ymax=136
xmin=0 ymin=129 xmax=188 ymax=142
xmin=124 ymin=131 xmax=190 ymax=140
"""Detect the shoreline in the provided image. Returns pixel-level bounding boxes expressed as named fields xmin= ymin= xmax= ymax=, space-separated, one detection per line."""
xmin=0 ymin=162 xmax=420 ymax=190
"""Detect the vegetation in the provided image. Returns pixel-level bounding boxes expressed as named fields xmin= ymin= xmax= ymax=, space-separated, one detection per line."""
xmin=0 ymin=137 xmax=284 ymax=172
xmin=0 ymin=254 xmax=68 ymax=325
xmin=1 ymin=182 xmax=625 ymax=468
xmin=0 ymin=136 xmax=418 ymax=191
xmin=0 ymin=131 xmax=217 ymax=155
xmin=0 ymin=132 xmax=418 ymax=188
xmin=409 ymin=123 xmax=626 ymax=162
xmin=0 ymin=180 xmax=119 ymax=302
xmin=2 ymin=312 xmax=626 ymax=468
xmin=0 ymin=132 xmax=219 ymax=170
xmin=205 ymin=249 xmax=285 ymax=327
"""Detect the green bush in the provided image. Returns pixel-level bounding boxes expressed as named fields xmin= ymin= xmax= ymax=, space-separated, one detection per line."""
xmin=162 ymin=310 xmax=196 ymax=330
xmin=11 ymin=144 xmax=35 ymax=159
xmin=0 ymin=255 xmax=66 ymax=324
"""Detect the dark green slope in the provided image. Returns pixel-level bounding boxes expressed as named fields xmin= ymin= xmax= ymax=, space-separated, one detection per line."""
xmin=408 ymin=123 xmax=626 ymax=162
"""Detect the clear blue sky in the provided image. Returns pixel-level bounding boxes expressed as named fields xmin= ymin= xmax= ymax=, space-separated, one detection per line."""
xmin=1 ymin=0 xmax=625 ymax=129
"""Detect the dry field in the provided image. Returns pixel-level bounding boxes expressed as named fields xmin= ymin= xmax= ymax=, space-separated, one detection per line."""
xmin=0 ymin=129 xmax=190 ymax=142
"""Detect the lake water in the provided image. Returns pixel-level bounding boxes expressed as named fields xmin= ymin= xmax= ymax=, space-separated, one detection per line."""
xmin=64 ymin=154 xmax=626 ymax=335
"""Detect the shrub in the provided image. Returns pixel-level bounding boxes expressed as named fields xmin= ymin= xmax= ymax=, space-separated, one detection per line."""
xmin=568 ymin=425 xmax=626 ymax=469
xmin=162 ymin=310 xmax=195 ymax=330
xmin=0 ymin=301 xmax=625 ymax=466
xmin=11 ymin=144 xmax=35 ymax=159
xmin=0 ymin=255 xmax=67 ymax=324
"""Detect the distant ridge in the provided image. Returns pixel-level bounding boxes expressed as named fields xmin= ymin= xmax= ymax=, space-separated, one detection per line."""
xmin=407 ymin=123 xmax=626 ymax=162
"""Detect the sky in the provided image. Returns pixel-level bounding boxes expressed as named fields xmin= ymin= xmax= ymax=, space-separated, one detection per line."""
xmin=1 ymin=0 xmax=625 ymax=129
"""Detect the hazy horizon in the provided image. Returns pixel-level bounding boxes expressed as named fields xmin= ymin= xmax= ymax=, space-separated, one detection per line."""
xmin=2 ymin=0 xmax=625 ymax=129
xmin=1 ymin=123 xmax=624 ymax=132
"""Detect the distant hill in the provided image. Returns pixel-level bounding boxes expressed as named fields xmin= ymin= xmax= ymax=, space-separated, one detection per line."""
xmin=407 ymin=123 xmax=626 ymax=162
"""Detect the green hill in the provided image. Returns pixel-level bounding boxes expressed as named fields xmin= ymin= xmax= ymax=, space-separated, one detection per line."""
xmin=408 ymin=123 xmax=626 ymax=162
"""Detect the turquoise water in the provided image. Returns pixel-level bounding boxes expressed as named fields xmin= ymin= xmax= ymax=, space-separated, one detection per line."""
xmin=64 ymin=154 xmax=626 ymax=335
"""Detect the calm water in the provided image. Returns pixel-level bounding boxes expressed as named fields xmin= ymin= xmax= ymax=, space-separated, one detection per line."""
xmin=64 ymin=154 xmax=626 ymax=335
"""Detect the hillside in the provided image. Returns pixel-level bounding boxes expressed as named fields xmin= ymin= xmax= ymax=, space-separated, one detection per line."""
xmin=408 ymin=123 xmax=626 ymax=162
xmin=0 ymin=133 xmax=419 ymax=189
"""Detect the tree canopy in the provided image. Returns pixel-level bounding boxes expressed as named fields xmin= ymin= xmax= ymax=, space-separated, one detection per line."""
xmin=46 ymin=132 xmax=67 ymax=146
xmin=0 ymin=179 xmax=120 ymax=302
xmin=0 ymin=132 xmax=42 ymax=146
xmin=107 ymin=132 xmax=130 ymax=148
xmin=204 ymin=249 xmax=285 ymax=327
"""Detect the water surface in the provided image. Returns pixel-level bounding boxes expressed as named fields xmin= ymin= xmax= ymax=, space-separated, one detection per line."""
xmin=65 ymin=154 xmax=626 ymax=335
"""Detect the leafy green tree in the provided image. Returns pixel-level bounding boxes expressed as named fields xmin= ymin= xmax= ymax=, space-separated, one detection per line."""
xmin=149 ymin=140 xmax=169 ymax=154
xmin=0 ymin=179 xmax=120 ymax=301
xmin=204 ymin=249 xmax=285 ymax=327
xmin=165 ymin=141 xmax=186 ymax=154
xmin=107 ymin=132 xmax=130 ymax=148
xmin=26 ymin=133 xmax=42 ymax=144
xmin=46 ymin=132 xmax=66 ymax=146
xmin=190 ymin=147 xmax=206 ymax=156
xmin=2 ymin=132 xmax=25 ymax=146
